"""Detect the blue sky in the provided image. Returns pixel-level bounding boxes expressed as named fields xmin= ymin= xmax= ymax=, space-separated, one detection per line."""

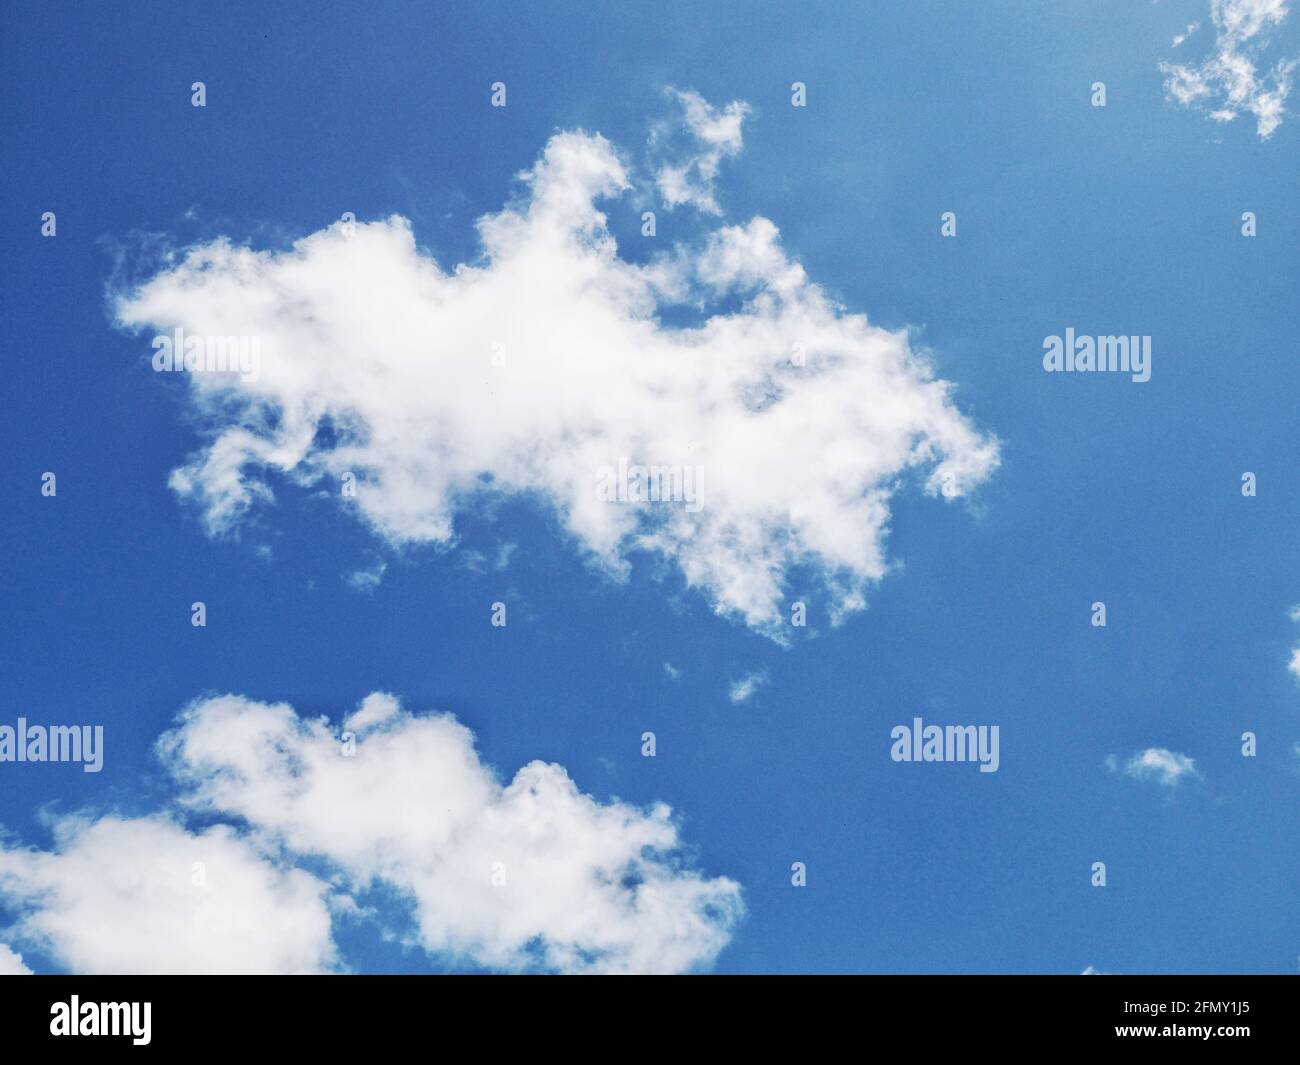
xmin=1 ymin=1 xmax=1298 ymax=974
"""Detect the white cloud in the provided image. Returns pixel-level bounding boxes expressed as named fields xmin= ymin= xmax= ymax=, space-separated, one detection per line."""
xmin=113 ymin=101 xmax=998 ymax=639
xmin=728 ymin=669 xmax=770 ymax=704
xmin=461 ymin=543 xmax=515 ymax=575
xmin=1173 ymin=21 xmax=1201 ymax=47
xmin=1160 ymin=0 xmax=1296 ymax=138
xmin=1285 ymin=605 xmax=1300 ymax=678
xmin=0 ymin=814 xmax=338 ymax=974
xmin=663 ymin=662 xmax=681 ymax=681
xmin=0 ymin=944 xmax=32 ymax=974
xmin=1113 ymin=747 xmax=1200 ymax=788
xmin=344 ymin=559 xmax=386 ymax=593
xmin=0 ymin=692 xmax=739 ymax=975
xmin=160 ymin=692 xmax=742 ymax=974
xmin=652 ymin=88 xmax=749 ymax=214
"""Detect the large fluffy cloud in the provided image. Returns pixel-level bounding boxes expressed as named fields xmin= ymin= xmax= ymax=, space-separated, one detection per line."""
xmin=1160 ymin=0 xmax=1296 ymax=138
xmin=160 ymin=692 xmax=742 ymax=974
xmin=0 ymin=814 xmax=337 ymax=974
xmin=113 ymin=96 xmax=997 ymax=637
xmin=0 ymin=693 xmax=740 ymax=974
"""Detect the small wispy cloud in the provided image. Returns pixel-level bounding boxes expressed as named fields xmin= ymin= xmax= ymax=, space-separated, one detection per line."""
xmin=728 ymin=669 xmax=769 ymax=705
xmin=651 ymin=88 xmax=749 ymax=214
xmin=1160 ymin=0 xmax=1297 ymax=139
xmin=462 ymin=542 xmax=520 ymax=576
xmin=1287 ymin=605 xmax=1300 ymax=679
xmin=1109 ymin=747 xmax=1199 ymax=788
xmin=344 ymin=560 xmax=387 ymax=593
xmin=1173 ymin=20 xmax=1201 ymax=47
xmin=663 ymin=662 xmax=681 ymax=682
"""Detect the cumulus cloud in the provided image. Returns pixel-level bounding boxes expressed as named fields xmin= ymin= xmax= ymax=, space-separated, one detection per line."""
xmin=160 ymin=691 xmax=742 ymax=974
xmin=0 ymin=944 xmax=32 ymax=974
xmin=0 ymin=693 xmax=739 ymax=975
xmin=1160 ymin=0 xmax=1296 ymax=138
xmin=728 ymin=669 xmax=770 ymax=704
xmin=652 ymin=88 xmax=749 ymax=214
xmin=113 ymin=100 xmax=998 ymax=639
xmin=0 ymin=815 xmax=337 ymax=974
xmin=1110 ymin=747 xmax=1200 ymax=788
